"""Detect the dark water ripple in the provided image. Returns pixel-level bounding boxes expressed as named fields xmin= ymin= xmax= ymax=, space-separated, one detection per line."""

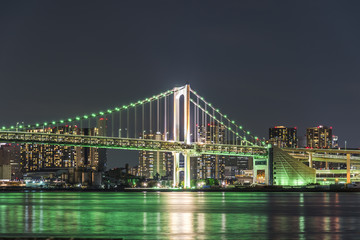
xmin=1 ymin=192 xmax=360 ymax=239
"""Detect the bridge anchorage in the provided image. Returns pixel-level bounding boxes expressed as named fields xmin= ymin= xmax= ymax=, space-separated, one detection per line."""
xmin=1 ymin=84 xmax=273 ymax=188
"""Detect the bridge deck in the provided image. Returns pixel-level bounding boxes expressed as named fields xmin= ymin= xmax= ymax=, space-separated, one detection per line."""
xmin=0 ymin=131 xmax=268 ymax=157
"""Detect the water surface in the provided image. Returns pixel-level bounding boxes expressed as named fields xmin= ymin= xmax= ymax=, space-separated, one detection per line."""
xmin=0 ymin=192 xmax=360 ymax=239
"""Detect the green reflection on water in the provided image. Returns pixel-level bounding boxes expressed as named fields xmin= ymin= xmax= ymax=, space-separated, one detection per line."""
xmin=0 ymin=192 xmax=358 ymax=239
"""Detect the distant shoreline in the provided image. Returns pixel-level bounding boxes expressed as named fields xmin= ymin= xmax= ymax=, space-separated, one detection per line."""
xmin=1 ymin=187 xmax=360 ymax=193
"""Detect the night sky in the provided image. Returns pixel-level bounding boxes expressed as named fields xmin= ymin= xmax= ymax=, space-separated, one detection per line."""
xmin=1 ymin=1 xmax=360 ymax=168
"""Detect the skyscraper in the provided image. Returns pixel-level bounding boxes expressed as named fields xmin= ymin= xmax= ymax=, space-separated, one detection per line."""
xmin=0 ymin=143 xmax=21 ymax=179
xmin=197 ymin=123 xmax=226 ymax=179
xmin=21 ymin=120 xmax=107 ymax=174
xmin=306 ymin=125 xmax=333 ymax=148
xmin=138 ymin=132 xmax=173 ymax=179
xmin=269 ymin=126 xmax=297 ymax=148
xmin=96 ymin=118 xmax=107 ymax=172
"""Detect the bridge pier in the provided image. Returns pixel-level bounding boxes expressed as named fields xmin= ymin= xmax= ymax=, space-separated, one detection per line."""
xmin=172 ymin=152 xmax=191 ymax=188
xmin=173 ymin=152 xmax=180 ymax=187
xmin=325 ymin=159 xmax=329 ymax=170
xmin=184 ymin=153 xmax=191 ymax=189
xmin=308 ymin=153 xmax=313 ymax=168
xmin=172 ymin=84 xmax=191 ymax=188
xmin=347 ymin=153 xmax=351 ymax=184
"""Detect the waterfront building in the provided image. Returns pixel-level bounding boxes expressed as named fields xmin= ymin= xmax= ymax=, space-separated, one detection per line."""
xmin=306 ymin=125 xmax=332 ymax=148
xmin=224 ymin=157 xmax=253 ymax=180
xmin=138 ymin=132 xmax=173 ymax=179
xmin=21 ymin=118 xmax=107 ymax=174
xmin=0 ymin=164 xmax=11 ymax=180
xmin=196 ymin=123 xmax=227 ymax=179
xmin=0 ymin=143 xmax=22 ymax=179
xmin=269 ymin=126 xmax=297 ymax=148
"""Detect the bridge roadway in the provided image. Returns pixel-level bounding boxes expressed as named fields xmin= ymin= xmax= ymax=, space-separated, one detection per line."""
xmin=0 ymin=131 xmax=268 ymax=158
xmin=283 ymin=148 xmax=360 ymax=164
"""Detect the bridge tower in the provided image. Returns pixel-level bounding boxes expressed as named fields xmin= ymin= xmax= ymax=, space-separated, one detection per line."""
xmin=173 ymin=84 xmax=191 ymax=188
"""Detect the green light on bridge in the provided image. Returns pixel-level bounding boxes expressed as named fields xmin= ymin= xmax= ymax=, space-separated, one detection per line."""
xmin=239 ymin=126 xmax=243 ymax=129
xmin=76 ymin=117 xmax=80 ymax=121
xmin=91 ymin=113 xmax=96 ymax=117
xmin=231 ymin=121 xmax=235 ymax=124
xmin=44 ymin=122 xmax=48 ymax=126
xmin=68 ymin=118 xmax=72 ymax=122
xmin=84 ymin=115 xmax=88 ymax=119
xmin=99 ymin=111 xmax=104 ymax=115
xmin=247 ymin=131 xmax=250 ymax=134
xmin=107 ymin=109 xmax=112 ymax=113
xmin=60 ymin=120 xmax=64 ymax=123
xmin=224 ymin=115 xmax=227 ymax=118
xmin=115 ymin=108 xmax=120 ymax=111
xmin=52 ymin=121 xmax=56 ymax=124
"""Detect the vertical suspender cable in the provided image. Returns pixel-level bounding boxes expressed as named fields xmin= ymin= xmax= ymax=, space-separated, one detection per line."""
xmin=193 ymin=101 xmax=196 ymax=142
xmin=213 ymin=109 xmax=215 ymax=143
xmin=150 ymin=101 xmax=152 ymax=134
xmin=197 ymin=97 xmax=199 ymax=142
xmin=233 ymin=124 xmax=235 ymax=145
xmin=202 ymin=105 xmax=205 ymax=142
xmin=204 ymin=104 xmax=207 ymax=143
xmin=164 ymin=95 xmax=167 ymax=141
xmin=134 ymin=106 xmax=137 ymax=138
xmin=220 ymin=115 xmax=223 ymax=144
xmin=157 ymin=98 xmax=159 ymax=133
xmin=127 ymin=108 xmax=129 ymax=138
xmin=142 ymin=103 xmax=144 ymax=138
xmin=228 ymin=119 xmax=230 ymax=144
xmin=119 ymin=110 xmax=121 ymax=137
xmin=112 ymin=113 xmax=114 ymax=137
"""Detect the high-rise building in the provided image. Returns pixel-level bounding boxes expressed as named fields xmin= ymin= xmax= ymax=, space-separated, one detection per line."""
xmin=96 ymin=118 xmax=107 ymax=172
xmin=269 ymin=126 xmax=297 ymax=148
xmin=21 ymin=120 xmax=107 ymax=173
xmin=138 ymin=132 xmax=173 ymax=179
xmin=332 ymin=135 xmax=339 ymax=149
xmin=0 ymin=143 xmax=22 ymax=179
xmin=198 ymin=123 xmax=225 ymax=144
xmin=197 ymin=123 xmax=226 ymax=179
xmin=306 ymin=125 xmax=333 ymax=148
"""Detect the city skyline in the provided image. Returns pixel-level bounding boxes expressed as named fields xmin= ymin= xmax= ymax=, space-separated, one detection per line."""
xmin=1 ymin=1 xmax=360 ymax=168
xmin=1 ymin=2 xmax=360 ymax=239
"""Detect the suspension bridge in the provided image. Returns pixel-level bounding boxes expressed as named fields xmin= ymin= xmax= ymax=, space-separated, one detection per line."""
xmin=0 ymin=84 xmax=270 ymax=188
xmin=3 ymin=84 xmax=357 ymax=187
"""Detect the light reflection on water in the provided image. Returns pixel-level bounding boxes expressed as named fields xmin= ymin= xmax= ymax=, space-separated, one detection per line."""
xmin=1 ymin=192 xmax=360 ymax=239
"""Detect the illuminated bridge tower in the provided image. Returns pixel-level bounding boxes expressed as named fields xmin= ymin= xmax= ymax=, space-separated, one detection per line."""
xmin=173 ymin=84 xmax=191 ymax=188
